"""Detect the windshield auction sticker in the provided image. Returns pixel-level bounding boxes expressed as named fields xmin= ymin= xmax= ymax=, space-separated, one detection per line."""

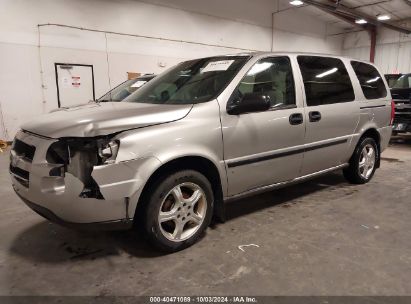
xmin=201 ymin=60 xmax=234 ymax=73
xmin=131 ymin=81 xmax=147 ymax=88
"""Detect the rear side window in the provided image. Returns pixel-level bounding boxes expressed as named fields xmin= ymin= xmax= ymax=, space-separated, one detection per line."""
xmin=351 ymin=61 xmax=387 ymax=99
xmin=297 ymin=56 xmax=355 ymax=106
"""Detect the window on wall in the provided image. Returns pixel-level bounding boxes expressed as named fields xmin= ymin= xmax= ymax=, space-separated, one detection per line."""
xmin=232 ymin=56 xmax=295 ymax=109
xmin=297 ymin=56 xmax=355 ymax=106
xmin=351 ymin=61 xmax=387 ymax=99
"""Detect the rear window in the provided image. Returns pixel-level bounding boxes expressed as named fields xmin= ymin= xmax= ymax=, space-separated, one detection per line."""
xmin=351 ymin=61 xmax=387 ymax=99
xmin=297 ymin=56 xmax=355 ymax=106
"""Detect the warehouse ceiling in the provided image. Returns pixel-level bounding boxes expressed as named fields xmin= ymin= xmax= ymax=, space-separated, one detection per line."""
xmin=334 ymin=0 xmax=411 ymax=21
xmin=143 ymin=0 xmax=411 ymax=33
xmin=288 ymin=0 xmax=411 ymax=20
xmin=284 ymin=0 xmax=411 ymax=32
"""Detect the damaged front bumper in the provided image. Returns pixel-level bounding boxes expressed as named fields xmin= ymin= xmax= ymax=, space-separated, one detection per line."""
xmin=9 ymin=131 xmax=160 ymax=230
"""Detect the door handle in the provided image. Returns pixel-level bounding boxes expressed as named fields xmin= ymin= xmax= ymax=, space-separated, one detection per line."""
xmin=289 ymin=113 xmax=303 ymax=125
xmin=309 ymin=111 xmax=322 ymax=122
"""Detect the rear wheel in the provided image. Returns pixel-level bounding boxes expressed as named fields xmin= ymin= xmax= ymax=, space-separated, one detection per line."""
xmin=142 ymin=170 xmax=213 ymax=252
xmin=343 ymin=137 xmax=379 ymax=184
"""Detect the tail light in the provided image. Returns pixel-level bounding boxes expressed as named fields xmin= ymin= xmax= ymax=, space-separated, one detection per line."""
xmin=390 ymin=100 xmax=395 ymax=126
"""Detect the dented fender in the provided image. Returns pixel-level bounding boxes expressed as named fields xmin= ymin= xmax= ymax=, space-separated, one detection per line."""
xmin=91 ymin=156 xmax=162 ymax=202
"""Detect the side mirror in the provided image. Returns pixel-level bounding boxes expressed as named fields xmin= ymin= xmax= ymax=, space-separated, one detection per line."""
xmin=227 ymin=92 xmax=271 ymax=115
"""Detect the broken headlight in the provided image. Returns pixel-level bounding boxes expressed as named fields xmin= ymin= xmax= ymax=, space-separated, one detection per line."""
xmin=98 ymin=140 xmax=120 ymax=164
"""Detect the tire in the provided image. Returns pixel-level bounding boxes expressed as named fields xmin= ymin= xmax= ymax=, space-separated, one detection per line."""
xmin=343 ymin=137 xmax=379 ymax=184
xmin=142 ymin=170 xmax=214 ymax=252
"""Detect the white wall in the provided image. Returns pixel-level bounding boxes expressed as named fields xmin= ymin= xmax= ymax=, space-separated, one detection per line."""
xmin=343 ymin=19 xmax=411 ymax=74
xmin=272 ymin=9 xmax=343 ymax=54
xmin=0 ymin=0 xmax=343 ymax=140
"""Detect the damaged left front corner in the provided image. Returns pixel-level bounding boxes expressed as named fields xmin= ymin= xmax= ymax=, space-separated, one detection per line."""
xmin=46 ymin=138 xmax=107 ymax=199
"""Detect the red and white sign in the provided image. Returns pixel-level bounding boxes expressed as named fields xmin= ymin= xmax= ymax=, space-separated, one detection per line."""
xmin=72 ymin=76 xmax=81 ymax=88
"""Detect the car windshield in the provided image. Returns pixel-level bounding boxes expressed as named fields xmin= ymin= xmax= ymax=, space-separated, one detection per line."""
xmin=99 ymin=76 xmax=154 ymax=102
xmin=392 ymin=74 xmax=411 ymax=89
xmin=123 ymin=56 xmax=250 ymax=105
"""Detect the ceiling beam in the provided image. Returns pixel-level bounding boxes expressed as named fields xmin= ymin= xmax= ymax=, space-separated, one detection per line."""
xmin=327 ymin=0 xmax=411 ymax=34
xmin=302 ymin=0 xmax=411 ymax=34
xmin=352 ymin=0 xmax=391 ymax=9
xmin=311 ymin=4 xmax=367 ymax=29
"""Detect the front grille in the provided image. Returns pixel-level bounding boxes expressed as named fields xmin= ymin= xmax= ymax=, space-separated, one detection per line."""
xmin=395 ymin=108 xmax=411 ymax=114
xmin=393 ymin=99 xmax=410 ymax=104
xmin=9 ymin=165 xmax=29 ymax=187
xmin=394 ymin=115 xmax=411 ymax=124
xmin=13 ymin=139 xmax=36 ymax=162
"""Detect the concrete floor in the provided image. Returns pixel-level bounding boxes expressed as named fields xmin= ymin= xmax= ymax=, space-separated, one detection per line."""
xmin=1 ymin=136 xmax=411 ymax=296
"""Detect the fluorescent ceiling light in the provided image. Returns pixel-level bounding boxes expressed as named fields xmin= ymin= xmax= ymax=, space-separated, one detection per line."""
xmin=316 ymin=68 xmax=338 ymax=78
xmin=377 ymin=14 xmax=391 ymax=21
xmin=290 ymin=0 xmax=304 ymax=6
xmin=356 ymin=19 xmax=368 ymax=24
xmin=247 ymin=62 xmax=274 ymax=76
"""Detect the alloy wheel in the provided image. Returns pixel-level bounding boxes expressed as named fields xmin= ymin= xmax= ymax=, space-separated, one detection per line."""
xmin=358 ymin=144 xmax=376 ymax=179
xmin=158 ymin=182 xmax=207 ymax=242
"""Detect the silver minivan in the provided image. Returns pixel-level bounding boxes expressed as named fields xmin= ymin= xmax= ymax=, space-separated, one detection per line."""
xmin=10 ymin=52 xmax=393 ymax=251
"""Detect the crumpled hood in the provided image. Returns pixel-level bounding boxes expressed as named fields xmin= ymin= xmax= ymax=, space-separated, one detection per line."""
xmin=21 ymin=102 xmax=192 ymax=138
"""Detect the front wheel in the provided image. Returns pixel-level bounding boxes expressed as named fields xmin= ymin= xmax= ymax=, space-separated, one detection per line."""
xmin=142 ymin=170 xmax=213 ymax=252
xmin=343 ymin=137 xmax=379 ymax=184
